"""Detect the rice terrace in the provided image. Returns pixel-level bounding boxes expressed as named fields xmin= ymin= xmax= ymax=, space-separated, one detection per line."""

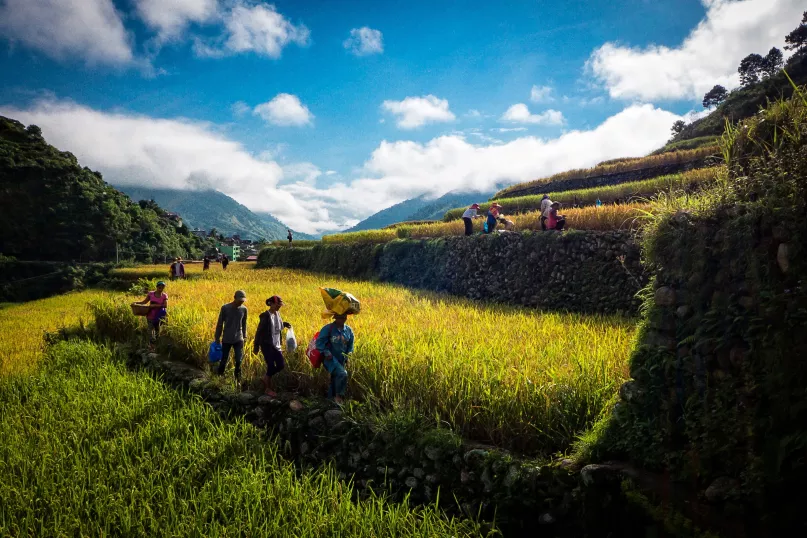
xmin=2 ymin=2 xmax=807 ymax=537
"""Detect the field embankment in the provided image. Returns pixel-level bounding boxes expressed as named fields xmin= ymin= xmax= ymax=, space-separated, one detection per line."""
xmin=92 ymin=262 xmax=635 ymax=455
xmin=493 ymin=146 xmax=718 ymax=200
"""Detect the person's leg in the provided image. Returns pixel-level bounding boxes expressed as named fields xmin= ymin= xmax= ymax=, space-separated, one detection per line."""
xmin=148 ymin=319 xmax=157 ymax=347
xmin=263 ymin=347 xmax=284 ymax=395
xmin=463 ymin=217 xmax=472 ymax=236
xmin=540 ymin=216 xmax=547 ymax=231
xmin=330 ymin=361 xmax=348 ymax=402
xmin=218 ymin=342 xmax=232 ymax=376
xmin=232 ymin=342 xmax=244 ymax=381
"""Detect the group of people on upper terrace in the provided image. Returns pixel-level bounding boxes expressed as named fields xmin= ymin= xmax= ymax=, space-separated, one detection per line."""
xmin=461 ymin=194 xmax=565 ymax=236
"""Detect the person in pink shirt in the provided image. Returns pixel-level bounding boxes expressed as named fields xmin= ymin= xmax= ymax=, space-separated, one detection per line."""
xmin=135 ymin=281 xmax=168 ymax=349
xmin=546 ymin=202 xmax=566 ymax=231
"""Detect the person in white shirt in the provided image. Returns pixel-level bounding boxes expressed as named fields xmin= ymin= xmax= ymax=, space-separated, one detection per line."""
xmin=540 ymin=195 xmax=553 ymax=230
xmin=462 ymin=203 xmax=483 ymax=236
xmin=253 ymin=295 xmax=292 ymax=397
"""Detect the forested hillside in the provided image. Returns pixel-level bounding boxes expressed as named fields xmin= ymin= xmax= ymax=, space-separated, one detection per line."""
xmin=0 ymin=116 xmax=213 ymax=262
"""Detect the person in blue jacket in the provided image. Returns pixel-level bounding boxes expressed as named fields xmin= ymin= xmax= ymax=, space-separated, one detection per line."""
xmin=315 ymin=313 xmax=354 ymax=404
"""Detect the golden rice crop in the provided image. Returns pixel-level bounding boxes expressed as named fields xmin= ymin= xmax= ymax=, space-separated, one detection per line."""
xmin=494 ymin=145 xmax=718 ymax=199
xmin=92 ymin=263 xmax=636 ymax=454
xmin=0 ymin=290 xmax=111 ymax=377
xmin=443 ymin=167 xmax=722 ymax=221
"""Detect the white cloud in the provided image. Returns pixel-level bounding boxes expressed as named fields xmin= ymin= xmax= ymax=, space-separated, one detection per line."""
xmin=0 ymin=100 xmax=689 ymax=234
xmin=0 ymin=0 xmax=134 ymax=66
xmin=194 ymin=1 xmax=309 ymax=58
xmin=501 ymin=104 xmax=565 ymax=125
xmin=589 ymin=0 xmax=804 ymax=101
xmin=231 ymin=101 xmax=251 ymax=117
xmin=465 ymin=109 xmax=483 ymax=118
xmin=343 ymin=27 xmax=384 ymax=56
xmin=492 ymin=127 xmax=529 ymax=133
xmin=134 ymin=0 xmax=217 ymax=40
xmin=325 ymin=170 xmax=338 ymax=176
xmin=253 ymin=94 xmax=313 ymax=126
xmin=381 ymin=95 xmax=456 ymax=129
xmin=530 ymin=85 xmax=554 ymax=102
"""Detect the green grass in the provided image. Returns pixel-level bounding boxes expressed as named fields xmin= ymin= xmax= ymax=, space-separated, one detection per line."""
xmin=442 ymin=167 xmax=721 ymax=221
xmin=0 ymin=339 xmax=489 ymax=537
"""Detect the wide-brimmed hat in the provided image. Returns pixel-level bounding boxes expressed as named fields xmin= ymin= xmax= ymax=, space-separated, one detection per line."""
xmin=470 ymin=203 xmax=480 ymax=209
xmin=491 ymin=202 xmax=502 ymax=208
xmin=551 ymin=201 xmax=561 ymax=208
xmin=266 ymin=295 xmax=284 ymax=306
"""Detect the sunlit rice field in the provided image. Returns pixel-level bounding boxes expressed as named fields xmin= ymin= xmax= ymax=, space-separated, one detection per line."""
xmin=0 ymin=339 xmax=488 ymax=537
xmin=96 ymin=263 xmax=636 ymax=454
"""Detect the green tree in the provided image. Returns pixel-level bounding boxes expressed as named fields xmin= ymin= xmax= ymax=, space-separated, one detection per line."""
xmin=761 ymin=47 xmax=784 ymax=78
xmin=738 ymin=53 xmax=765 ymax=86
xmin=702 ymin=85 xmax=728 ymax=109
xmin=671 ymin=120 xmax=686 ymax=137
xmin=784 ymin=11 xmax=807 ymax=52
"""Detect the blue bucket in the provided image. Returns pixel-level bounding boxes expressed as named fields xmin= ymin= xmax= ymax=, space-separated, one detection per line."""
xmin=208 ymin=342 xmax=222 ymax=364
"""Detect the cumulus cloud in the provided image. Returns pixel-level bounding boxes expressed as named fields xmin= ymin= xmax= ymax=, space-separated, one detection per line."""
xmin=343 ymin=27 xmax=384 ymax=56
xmin=253 ymin=94 xmax=313 ymax=126
xmin=381 ymin=95 xmax=456 ymax=129
xmin=530 ymin=85 xmax=554 ymax=102
xmin=589 ymin=0 xmax=804 ymax=101
xmin=0 ymin=0 xmax=134 ymax=66
xmin=501 ymin=104 xmax=565 ymax=125
xmin=194 ymin=1 xmax=309 ymax=58
xmin=134 ymin=0 xmax=217 ymax=41
xmin=0 ymin=100 xmax=688 ymax=234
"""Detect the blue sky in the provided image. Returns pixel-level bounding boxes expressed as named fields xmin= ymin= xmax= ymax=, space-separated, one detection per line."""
xmin=0 ymin=0 xmax=802 ymax=233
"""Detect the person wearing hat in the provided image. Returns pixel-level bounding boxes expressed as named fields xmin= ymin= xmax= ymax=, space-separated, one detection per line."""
xmin=485 ymin=203 xmax=502 ymax=234
xmin=253 ymin=295 xmax=292 ymax=397
xmin=461 ymin=203 xmax=483 ymax=236
xmin=315 ymin=312 xmax=355 ymax=404
xmin=215 ymin=290 xmax=248 ymax=382
xmin=135 ymin=280 xmax=168 ymax=349
xmin=547 ymin=201 xmax=566 ymax=231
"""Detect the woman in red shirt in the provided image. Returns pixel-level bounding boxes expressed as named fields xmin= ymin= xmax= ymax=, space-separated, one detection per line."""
xmin=547 ymin=202 xmax=566 ymax=231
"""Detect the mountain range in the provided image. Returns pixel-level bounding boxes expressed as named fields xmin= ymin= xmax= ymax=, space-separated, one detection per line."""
xmin=344 ymin=190 xmax=496 ymax=233
xmin=118 ymin=187 xmax=312 ymax=241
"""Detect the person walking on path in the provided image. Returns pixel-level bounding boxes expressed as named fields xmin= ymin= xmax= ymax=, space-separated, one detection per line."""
xmin=484 ymin=203 xmax=502 ymax=234
xmin=221 ymin=255 xmax=229 ymax=270
xmin=462 ymin=203 xmax=482 ymax=236
xmin=316 ymin=313 xmax=354 ymax=404
xmin=135 ymin=281 xmax=168 ymax=350
xmin=215 ymin=290 xmax=248 ymax=383
xmin=287 ymin=229 xmax=293 ymax=246
xmin=203 ymin=255 xmax=210 ymax=271
xmin=253 ymin=295 xmax=292 ymax=397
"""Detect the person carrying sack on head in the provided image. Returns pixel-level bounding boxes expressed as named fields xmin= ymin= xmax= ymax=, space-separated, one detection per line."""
xmin=215 ymin=290 xmax=248 ymax=383
xmin=253 ymin=295 xmax=292 ymax=397
xmin=315 ymin=313 xmax=354 ymax=405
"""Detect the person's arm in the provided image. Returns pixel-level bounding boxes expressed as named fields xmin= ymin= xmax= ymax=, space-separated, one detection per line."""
xmin=214 ymin=306 xmax=225 ymax=343
xmin=241 ymin=308 xmax=248 ymax=341
xmin=254 ymin=315 xmax=266 ymax=353
xmin=346 ymin=330 xmax=355 ymax=355
xmin=315 ymin=325 xmax=332 ymax=358
xmin=136 ymin=295 xmax=150 ymax=305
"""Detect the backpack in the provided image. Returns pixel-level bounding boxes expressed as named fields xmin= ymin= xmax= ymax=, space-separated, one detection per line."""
xmin=306 ymin=325 xmax=330 ymax=369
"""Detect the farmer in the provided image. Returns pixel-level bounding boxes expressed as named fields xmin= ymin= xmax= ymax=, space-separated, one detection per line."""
xmin=253 ymin=295 xmax=292 ymax=397
xmin=547 ymin=202 xmax=566 ymax=231
xmin=215 ymin=290 xmax=248 ymax=382
xmin=221 ymin=255 xmax=229 ymax=271
xmin=316 ymin=313 xmax=354 ymax=405
xmin=135 ymin=281 xmax=168 ymax=350
xmin=540 ymin=195 xmax=552 ymax=230
xmin=461 ymin=203 xmax=482 ymax=236
xmin=287 ymin=229 xmax=293 ymax=246
xmin=203 ymin=255 xmax=210 ymax=271
xmin=485 ymin=203 xmax=502 ymax=234
xmin=169 ymin=258 xmax=183 ymax=280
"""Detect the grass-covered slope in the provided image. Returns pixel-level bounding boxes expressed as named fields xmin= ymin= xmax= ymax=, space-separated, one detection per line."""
xmin=0 ymin=116 xmax=211 ymax=262
xmin=0 ymin=339 xmax=486 ymax=537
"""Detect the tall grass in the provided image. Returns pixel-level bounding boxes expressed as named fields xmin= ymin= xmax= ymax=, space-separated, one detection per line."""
xmin=91 ymin=263 xmax=636 ymax=454
xmin=0 ymin=339 xmax=488 ymax=537
xmin=323 ymin=203 xmax=648 ymax=245
xmin=493 ymin=145 xmax=718 ymax=199
xmin=442 ymin=168 xmax=721 ymax=221
xmin=0 ymin=290 xmax=111 ymax=377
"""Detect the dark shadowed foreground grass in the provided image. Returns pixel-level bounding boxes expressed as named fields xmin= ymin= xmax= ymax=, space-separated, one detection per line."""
xmin=0 ymin=339 xmax=490 ymax=538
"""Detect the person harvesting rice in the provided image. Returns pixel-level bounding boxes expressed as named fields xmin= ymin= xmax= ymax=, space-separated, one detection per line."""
xmin=134 ymin=280 xmax=168 ymax=350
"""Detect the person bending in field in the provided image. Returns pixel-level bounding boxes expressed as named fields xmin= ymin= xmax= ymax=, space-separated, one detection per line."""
xmin=215 ymin=290 xmax=248 ymax=384
xmin=540 ymin=195 xmax=552 ymax=230
xmin=253 ymin=295 xmax=292 ymax=397
xmin=461 ymin=203 xmax=482 ymax=236
xmin=316 ymin=313 xmax=354 ymax=405
xmin=484 ymin=203 xmax=502 ymax=234
xmin=135 ymin=280 xmax=168 ymax=350
xmin=546 ymin=202 xmax=566 ymax=231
